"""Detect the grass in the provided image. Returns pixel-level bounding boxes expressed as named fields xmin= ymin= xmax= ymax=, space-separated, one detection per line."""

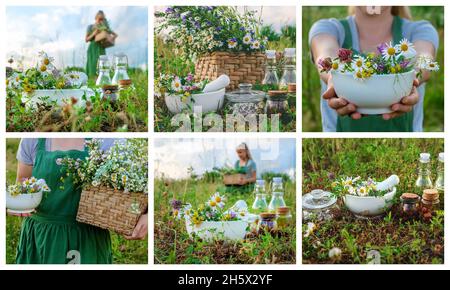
xmin=302 ymin=6 xmax=444 ymax=132
xmin=154 ymin=24 xmax=297 ymax=133
xmin=5 ymin=139 xmax=148 ymax=264
xmin=6 ymin=69 xmax=148 ymax=132
xmin=302 ymin=138 xmax=444 ymax=264
xmin=154 ymin=177 xmax=296 ymax=264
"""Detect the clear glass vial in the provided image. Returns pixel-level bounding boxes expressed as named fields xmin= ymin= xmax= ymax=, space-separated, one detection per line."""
xmin=262 ymin=50 xmax=279 ymax=87
xmin=96 ymin=55 xmax=111 ymax=86
xmin=252 ymin=179 xmax=268 ymax=214
xmin=279 ymin=48 xmax=296 ymax=90
xmin=268 ymin=177 xmax=286 ymax=212
xmin=415 ymin=153 xmax=433 ymax=193
xmin=435 ymin=152 xmax=444 ymax=191
xmin=112 ymin=53 xmax=130 ymax=84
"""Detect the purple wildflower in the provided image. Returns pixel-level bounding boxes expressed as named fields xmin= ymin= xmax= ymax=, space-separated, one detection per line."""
xmin=165 ymin=7 xmax=174 ymax=14
xmin=185 ymin=73 xmax=194 ymax=82
xmin=400 ymin=60 xmax=410 ymax=69
xmin=170 ymin=199 xmax=183 ymax=210
xmin=377 ymin=43 xmax=388 ymax=55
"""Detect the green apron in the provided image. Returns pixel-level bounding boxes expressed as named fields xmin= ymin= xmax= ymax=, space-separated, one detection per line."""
xmin=336 ymin=16 xmax=414 ymax=132
xmin=86 ymin=25 xmax=106 ymax=78
xmin=16 ymin=138 xmax=112 ymax=264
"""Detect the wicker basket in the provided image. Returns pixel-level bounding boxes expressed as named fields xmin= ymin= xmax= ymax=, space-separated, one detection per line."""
xmin=195 ymin=51 xmax=265 ymax=90
xmin=95 ymin=31 xmax=115 ymax=48
xmin=76 ymin=186 xmax=148 ymax=236
xmin=223 ymin=174 xmax=246 ymax=185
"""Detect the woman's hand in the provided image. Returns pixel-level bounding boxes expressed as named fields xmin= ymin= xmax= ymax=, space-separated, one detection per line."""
xmin=238 ymin=177 xmax=247 ymax=185
xmin=7 ymin=210 xmax=33 ymax=217
xmin=322 ymin=75 xmax=361 ymax=120
xmin=323 ymin=75 xmax=420 ymax=120
xmin=125 ymin=214 xmax=147 ymax=240
xmin=382 ymin=79 xmax=420 ymax=120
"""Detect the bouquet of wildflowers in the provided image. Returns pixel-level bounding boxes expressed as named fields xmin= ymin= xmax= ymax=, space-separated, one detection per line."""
xmin=7 ymin=177 xmax=51 ymax=196
xmin=57 ymin=139 xmax=148 ymax=194
xmin=171 ymin=193 xmax=245 ymax=225
xmin=155 ymin=6 xmax=267 ymax=60
xmin=6 ymin=51 xmax=87 ymax=93
xmin=331 ymin=176 xmax=388 ymax=198
xmin=155 ymin=73 xmax=208 ymax=101
xmin=318 ymin=39 xmax=439 ymax=81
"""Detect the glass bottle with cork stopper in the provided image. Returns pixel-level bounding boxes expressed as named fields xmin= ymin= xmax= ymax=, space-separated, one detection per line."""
xmin=415 ymin=153 xmax=433 ymax=194
xmin=276 ymin=206 xmax=292 ymax=229
xmin=400 ymin=193 xmax=420 ymax=218
xmin=421 ymin=188 xmax=440 ymax=213
xmin=112 ymin=53 xmax=130 ymax=85
xmin=265 ymin=90 xmax=289 ymax=115
xmin=258 ymin=212 xmax=277 ymax=232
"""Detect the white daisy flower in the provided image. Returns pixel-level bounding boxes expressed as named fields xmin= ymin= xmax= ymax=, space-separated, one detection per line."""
xmin=382 ymin=42 xmax=399 ymax=62
xmin=396 ymin=38 xmax=416 ymax=59
xmin=243 ymin=34 xmax=252 ymax=45
xmin=331 ymin=59 xmax=345 ymax=72
xmin=64 ymin=71 xmax=88 ymax=87
xmin=227 ymin=38 xmax=238 ymax=49
xmin=210 ymin=192 xmax=226 ymax=209
xmin=328 ymin=247 xmax=342 ymax=259
xmin=171 ymin=77 xmax=182 ymax=92
xmin=426 ymin=60 xmax=440 ymax=71
xmin=357 ymin=186 xmax=368 ymax=197
xmin=251 ymin=40 xmax=261 ymax=49
xmin=351 ymin=56 xmax=367 ymax=71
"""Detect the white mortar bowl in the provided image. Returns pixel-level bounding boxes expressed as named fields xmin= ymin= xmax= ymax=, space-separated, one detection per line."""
xmin=185 ymin=219 xmax=248 ymax=242
xmin=343 ymin=187 xmax=396 ymax=218
xmin=331 ymin=70 xmax=415 ymax=114
xmin=165 ymin=88 xmax=225 ymax=114
xmin=6 ymin=191 xmax=43 ymax=214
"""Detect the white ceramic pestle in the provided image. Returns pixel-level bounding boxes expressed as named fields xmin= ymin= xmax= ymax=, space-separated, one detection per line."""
xmin=202 ymin=74 xmax=230 ymax=93
xmin=375 ymin=175 xmax=400 ymax=191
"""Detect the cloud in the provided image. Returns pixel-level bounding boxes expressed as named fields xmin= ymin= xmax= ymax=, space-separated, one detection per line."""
xmin=6 ymin=6 xmax=148 ymax=69
xmin=154 ymin=139 xmax=296 ymax=180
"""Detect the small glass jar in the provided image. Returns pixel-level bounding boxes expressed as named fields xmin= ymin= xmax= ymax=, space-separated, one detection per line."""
xmin=400 ymin=193 xmax=420 ymax=218
xmin=102 ymin=85 xmax=118 ymax=101
xmin=268 ymin=177 xmax=286 ymax=212
xmin=96 ymin=55 xmax=112 ymax=87
xmin=421 ymin=188 xmax=440 ymax=213
xmin=276 ymin=206 xmax=292 ymax=229
xmin=258 ymin=212 xmax=277 ymax=232
xmin=265 ymin=90 xmax=289 ymax=115
xmin=225 ymin=83 xmax=266 ymax=117
xmin=302 ymin=189 xmax=338 ymax=221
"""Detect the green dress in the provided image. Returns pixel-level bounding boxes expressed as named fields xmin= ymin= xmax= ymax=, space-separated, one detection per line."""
xmin=336 ymin=16 xmax=414 ymax=132
xmin=16 ymin=138 xmax=112 ymax=264
xmin=86 ymin=24 xmax=106 ymax=78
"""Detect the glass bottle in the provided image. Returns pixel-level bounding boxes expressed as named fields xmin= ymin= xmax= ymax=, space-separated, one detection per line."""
xmin=276 ymin=206 xmax=292 ymax=229
xmin=262 ymin=50 xmax=279 ymax=88
xmin=415 ymin=153 xmax=433 ymax=194
xmin=252 ymin=179 xmax=268 ymax=213
xmin=265 ymin=90 xmax=289 ymax=115
xmin=96 ymin=55 xmax=111 ymax=86
xmin=399 ymin=193 xmax=420 ymax=219
xmin=258 ymin=213 xmax=277 ymax=232
xmin=435 ymin=152 xmax=444 ymax=192
xmin=112 ymin=53 xmax=130 ymax=85
xmin=279 ymin=48 xmax=296 ymax=90
xmin=268 ymin=177 xmax=286 ymax=212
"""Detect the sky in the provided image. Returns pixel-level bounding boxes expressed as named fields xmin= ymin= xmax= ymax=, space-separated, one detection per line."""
xmin=154 ymin=138 xmax=296 ymax=180
xmin=6 ymin=6 xmax=148 ymax=69
xmin=154 ymin=6 xmax=296 ymax=33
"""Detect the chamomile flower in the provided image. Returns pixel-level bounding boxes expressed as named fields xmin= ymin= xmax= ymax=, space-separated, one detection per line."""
xmin=357 ymin=186 xmax=368 ymax=197
xmin=425 ymin=60 xmax=440 ymax=71
xmin=396 ymin=38 xmax=416 ymax=58
xmin=227 ymin=38 xmax=238 ymax=49
xmin=243 ymin=34 xmax=252 ymax=45
xmin=352 ymin=56 xmax=367 ymax=71
xmin=331 ymin=59 xmax=345 ymax=72
xmin=171 ymin=77 xmax=182 ymax=92
xmin=382 ymin=42 xmax=399 ymax=62
xmin=64 ymin=71 xmax=87 ymax=87
xmin=251 ymin=40 xmax=260 ymax=49
xmin=210 ymin=192 xmax=226 ymax=209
